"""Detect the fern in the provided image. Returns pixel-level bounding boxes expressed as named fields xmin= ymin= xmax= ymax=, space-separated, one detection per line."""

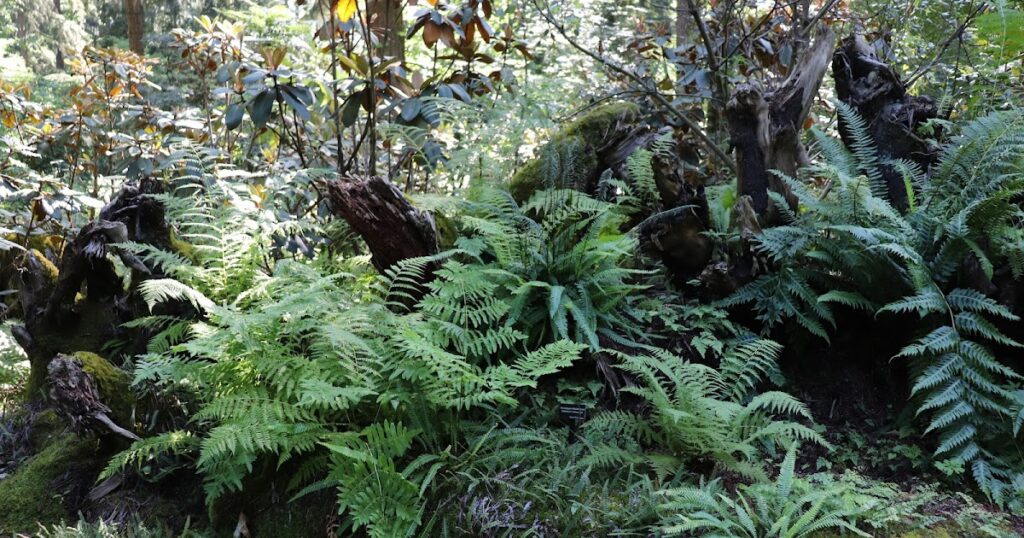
xmin=586 ymin=342 xmax=824 ymax=482
xmin=657 ymin=444 xmax=876 ymax=538
xmin=138 ymin=278 xmax=214 ymax=313
xmin=99 ymin=431 xmax=200 ymax=481
xmin=422 ymin=188 xmax=648 ymax=351
xmin=624 ymin=148 xmax=660 ymax=209
xmin=729 ymin=107 xmax=1024 ymax=507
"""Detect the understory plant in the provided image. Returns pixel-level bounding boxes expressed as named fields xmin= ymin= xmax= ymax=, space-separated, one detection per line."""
xmin=582 ymin=342 xmax=825 ymax=483
xmin=726 ymin=104 xmax=1024 ymax=506
xmin=101 ymin=156 xmax=833 ymax=535
xmin=656 ymin=443 xmax=877 ymax=537
xmin=436 ymin=187 xmax=649 ymax=350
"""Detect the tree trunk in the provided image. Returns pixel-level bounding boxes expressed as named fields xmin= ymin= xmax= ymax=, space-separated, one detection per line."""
xmin=726 ymin=28 xmax=836 ymax=220
xmin=326 ymin=175 xmax=438 ymax=274
xmin=14 ymin=10 xmax=26 ymax=39
xmin=832 ymin=34 xmax=940 ymax=211
xmin=674 ymin=0 xmax=688 ymax=61
xmin=123 ymin=0 xmax=145 ymax=55
xmin=368 ymin=0 xmax=404 ymax=62
xmin=54 ymin=0 xmax=64 ymax=70
xmin=15 ymin=9 xmax=29 ymax=69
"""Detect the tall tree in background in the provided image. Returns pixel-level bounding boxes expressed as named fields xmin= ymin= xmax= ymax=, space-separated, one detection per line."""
xmin=123 ymin=0 xmax=144 ymax=54
xmin=54 ymin=0 xmax=64 ymax=69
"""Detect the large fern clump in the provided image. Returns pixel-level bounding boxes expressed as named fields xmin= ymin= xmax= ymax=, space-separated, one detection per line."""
xmin=104 ymin=162 xmax=595 ymax=535
xmin=581 ymin=338 xmax=825 ymax=483
xmin=113 ymin=254 xmax=586 ymax=536
xmin=442 ymin=188 xmax=649 ymax=350
xmin=103 ymin=154 xmax=842 ymax=534
xmin=726 ymin=105 xmax=1024 ymax=506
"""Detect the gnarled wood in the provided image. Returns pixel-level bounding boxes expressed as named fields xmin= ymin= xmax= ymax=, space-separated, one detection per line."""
xmin=832 ymin=34 xmax=941 ymax=211
xmin=727 ymin=28 xmax=836 ymax=219
xmin=14 ymin=180 xmax=174 ymax=398
xmin=47 ymin=355 xmax=139 ymax=441
xmin=326 ymin=175 xmax=439 ymax=274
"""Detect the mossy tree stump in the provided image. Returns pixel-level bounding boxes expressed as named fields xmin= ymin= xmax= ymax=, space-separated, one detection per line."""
xmin=11 ymin=179 xmax=175 ymax=399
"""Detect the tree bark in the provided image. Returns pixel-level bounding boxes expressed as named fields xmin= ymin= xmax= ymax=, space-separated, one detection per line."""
xmin=832 ymin=34 xmax=940 ymax=211
xmin=54 ymin=0 xmax=65 ymax=70
xmin=123 ymin=0 xmax=145 ymax=55
xmin=726 ymin=28 xmax=836 ymax=220
xmin=14 ymin=180 xmax=174 ymax=398
xmin=326 ymin=175 xmax=438 ymax=274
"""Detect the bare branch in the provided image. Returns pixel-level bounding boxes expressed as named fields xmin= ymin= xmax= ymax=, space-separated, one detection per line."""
xmin=905 ymin=3 xmax=984 ymax=88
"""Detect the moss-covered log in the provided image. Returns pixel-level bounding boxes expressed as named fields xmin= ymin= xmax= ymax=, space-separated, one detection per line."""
xmin=507 ymin=102 xmax=647 ymax=201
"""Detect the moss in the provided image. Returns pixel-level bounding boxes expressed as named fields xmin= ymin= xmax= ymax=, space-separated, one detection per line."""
xmin=73 ymin=351 xmax=133 ymax=422
xmin=433 ymin=211 xmax=459 ymax=250
xmin=30 ymin=248 xmax=60 ymax=283
xmin=3 ymin=233 xmax=62 ymax=254
xmin=0 ymin=432 xmax=98 ymax=534
xmin=169 ymin=228 xmax=197 ymax=262
xmin=23 ymin=300 xmax=124 ymax=401
xmin=23 ymin=366 xmax=45 ymax=402
xmin=27 ymin=408 xmax=67 ymax=448
xmin=507 ymin=102 xmax=640 ymax=202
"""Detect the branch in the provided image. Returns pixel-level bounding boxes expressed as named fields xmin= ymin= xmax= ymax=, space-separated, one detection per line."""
xmin=801 ymin=0 xmax=840 ymax=36
xmin=684 ymin=0 xmax=721 ymax=72
xmin=906 ymin=3 xmax=983 ymax=88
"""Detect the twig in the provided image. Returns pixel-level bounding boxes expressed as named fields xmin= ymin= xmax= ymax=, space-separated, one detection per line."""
xmin=905 ymin=3 xmax=984 ymax=88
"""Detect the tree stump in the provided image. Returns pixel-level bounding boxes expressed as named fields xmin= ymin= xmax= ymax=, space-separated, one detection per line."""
xmin=326 ymin=175 xmax=439 ymax=274
xmin=832 ymin=33 xmax=941 ymax=211
xmin=13 ymin=179 xmax=174 ymax=398
xmin=726 ymin=28 xmax=836 ymax=220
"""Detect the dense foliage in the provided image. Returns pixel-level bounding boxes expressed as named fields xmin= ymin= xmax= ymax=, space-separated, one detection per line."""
xmin=2 ymin=0 xmax=1024 ymax=536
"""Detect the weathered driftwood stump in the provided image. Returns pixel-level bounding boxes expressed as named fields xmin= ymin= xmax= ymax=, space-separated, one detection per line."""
xmin=833 ymin=34 xmax=941 ymax=210
xmin=726 ymin=28 xmax=836 ymax=221
xmin=13 ymin=179 xmax=173 ymax=398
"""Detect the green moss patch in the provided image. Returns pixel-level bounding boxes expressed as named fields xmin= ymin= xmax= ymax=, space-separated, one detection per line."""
xmin=30 ymin=248 xmax=60 ymax=283
xmin=74 ymin=351 xmax=133 ymax=422
xmin=0 ymin=432 xmax=99 ymax=534
xmin=508 ymin=102 xmax=640 ymax=202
